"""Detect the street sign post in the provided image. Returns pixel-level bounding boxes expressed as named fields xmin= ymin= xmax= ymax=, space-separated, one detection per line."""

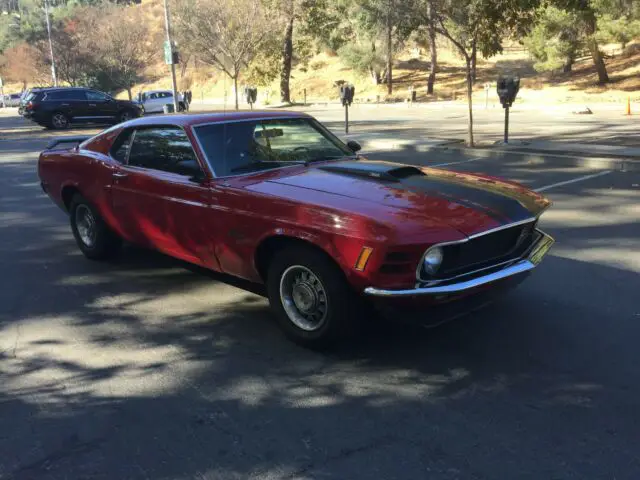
xmin=162 ymin=0 xmax=179 ymax=112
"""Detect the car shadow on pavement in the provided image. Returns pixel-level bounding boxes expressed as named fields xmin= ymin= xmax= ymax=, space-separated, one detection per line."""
xmin=2 ymin=147 xmax=640 ymax=479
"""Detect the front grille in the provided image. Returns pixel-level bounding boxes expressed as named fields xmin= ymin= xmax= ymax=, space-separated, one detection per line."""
xmin=426 ymin=221 xmax=537 ymax=279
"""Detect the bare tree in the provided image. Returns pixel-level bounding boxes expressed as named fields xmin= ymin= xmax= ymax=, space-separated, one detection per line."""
xmin=0 ymin=42 xmax=49 ymax=89
xmin=93 ymin=7 xmax=157 ymax=99
xmin=49 ymin=18 xmax=95 ymax=87
xmin=174 ymin=0 xmax=273 ymax=109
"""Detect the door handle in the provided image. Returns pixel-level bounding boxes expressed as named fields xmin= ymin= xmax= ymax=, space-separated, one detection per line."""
xmin=113 ymin=172 xmax=128 ymax=178
xmin=89 ymin=103 xmax=96 ymax=107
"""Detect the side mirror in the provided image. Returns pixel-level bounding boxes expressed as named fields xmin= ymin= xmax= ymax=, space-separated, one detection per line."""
xmin=346 ymin=140 xmax=361 ymax=153
xmin=189 ymin=169 xmax=207 ymax=184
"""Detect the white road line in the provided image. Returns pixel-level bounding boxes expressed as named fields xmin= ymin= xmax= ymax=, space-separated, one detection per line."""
xmin=534 ymin=170 xmax=612 ymax=192
xmin=431 ymin=157 xmax=483 ymax=167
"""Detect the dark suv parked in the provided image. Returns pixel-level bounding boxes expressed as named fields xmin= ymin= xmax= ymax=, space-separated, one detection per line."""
xmin=21 ymin=87 xmax=143 ymax=129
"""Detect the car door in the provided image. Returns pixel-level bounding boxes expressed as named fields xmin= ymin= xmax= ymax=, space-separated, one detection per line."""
xmin=109 ymin=126 xmax=216 ymax=267
xmin=44 ymin=89 xmax=89 ymax=121
xmin=85 ymin=90 xmax=118 ymax=120
xmin=144 ymin=92 xmax=163 ymax=113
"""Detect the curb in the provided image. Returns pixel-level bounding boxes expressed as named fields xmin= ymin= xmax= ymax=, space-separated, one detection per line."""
xmin=357 ymin=139 xmax=640 ymax=172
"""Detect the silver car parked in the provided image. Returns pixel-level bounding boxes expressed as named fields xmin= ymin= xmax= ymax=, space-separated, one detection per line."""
xmin=136 ymin=90 xmax=186 ymax=114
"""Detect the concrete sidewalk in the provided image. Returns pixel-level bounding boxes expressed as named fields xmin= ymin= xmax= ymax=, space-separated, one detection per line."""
xmin=344 ymin=134 xmax=640 ymax=172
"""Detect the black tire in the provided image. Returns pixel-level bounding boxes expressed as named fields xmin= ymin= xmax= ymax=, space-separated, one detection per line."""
xmin=49 ymin=111 xmax=70 ymax=130
xmin=178 ymin=102 xmax=186 ymax=112
xmin=69 ymin=193 xmax=122 ymax=260
xmin=266 ymin=245 xmax=360 ymax=349
xmin=117 ymin=110 xmax=135 ymax=124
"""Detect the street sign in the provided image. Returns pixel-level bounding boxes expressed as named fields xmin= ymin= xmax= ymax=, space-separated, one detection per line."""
xmin=164 ymin=40 xmax=172 ymax=65
xmin=164 ymin=41 xmax=179 ymax=65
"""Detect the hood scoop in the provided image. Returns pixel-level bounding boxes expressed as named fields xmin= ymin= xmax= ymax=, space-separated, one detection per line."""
xmin=318 ymin=160 xmax=424 ymax=181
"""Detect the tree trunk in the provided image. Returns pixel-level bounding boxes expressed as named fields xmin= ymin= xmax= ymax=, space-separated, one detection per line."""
xmin=233 ymin=75 xmax=239 ymax=110
xmin=386 ymin=13 xmax=393 ymax=95
xmin=426 ymin=3 xmax=437 ymax=95
xmin=369 ymin=67 xmax=381 ymax=85
xmin=280 ymin=15 xmax=294 ymax=103
xmin=126 ymin=87 xmax=132 ymax=100
xmin=584 ymin=14 xmax=609 ymax=84
xmin=470 ymin=40 xmax=477 ymax=84
xmin=587 ymin=38 xmax=609 ymax=84
xmin=465 ymin=58 xmax=474 ymax=147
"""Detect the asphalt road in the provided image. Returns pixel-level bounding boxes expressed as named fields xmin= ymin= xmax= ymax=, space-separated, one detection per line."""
xmin=1 ymin=112 xmax=640 ymax=480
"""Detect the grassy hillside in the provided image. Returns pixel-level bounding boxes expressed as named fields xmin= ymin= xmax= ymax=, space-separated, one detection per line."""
xmin=3 ymin=0 xmax=638 ymax=107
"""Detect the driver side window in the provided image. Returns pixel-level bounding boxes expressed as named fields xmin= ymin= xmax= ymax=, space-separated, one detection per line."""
xmin=86 ymin=91 xmax=108 ymax=102
xmin=127 ymin=127 xmax=203 ymax=178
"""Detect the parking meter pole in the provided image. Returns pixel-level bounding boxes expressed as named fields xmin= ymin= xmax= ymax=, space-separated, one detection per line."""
xmin=163 ymin=0 xmax=179 ymax=112
xmin=504 ymin=106 xmax=509 ymax=144
xmin=345 ymin=104 xmax=349 ymax=134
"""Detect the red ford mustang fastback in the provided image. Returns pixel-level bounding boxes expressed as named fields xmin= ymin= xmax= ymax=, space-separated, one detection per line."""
xmin=38 ymin=111 xmax=554 ymax=348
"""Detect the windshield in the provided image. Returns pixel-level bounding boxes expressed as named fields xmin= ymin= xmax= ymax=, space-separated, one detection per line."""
xmin=193 ymin=118 xmax=354 ymax=176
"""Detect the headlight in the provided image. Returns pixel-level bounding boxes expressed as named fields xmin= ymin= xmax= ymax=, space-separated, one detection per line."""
xmin=423 ymin=246 xmax=443 ymax=275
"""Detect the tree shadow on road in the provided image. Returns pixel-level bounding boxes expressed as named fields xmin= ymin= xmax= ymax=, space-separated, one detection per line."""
xmin=1 ymin=149 xmax=640 ymax=479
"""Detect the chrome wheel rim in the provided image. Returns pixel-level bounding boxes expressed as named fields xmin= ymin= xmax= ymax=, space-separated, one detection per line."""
xmin=279 ymin=265 xmax=328 ymax=331
xmin=120 ymin=112 xmax=131 ymax=122
xmin=52 ymin=113 xmax=67 ymax=128
xmin=75 ymin=205 xmax=97 ymax=248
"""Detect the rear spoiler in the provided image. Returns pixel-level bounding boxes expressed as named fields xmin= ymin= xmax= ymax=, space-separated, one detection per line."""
xmin=45 ymin=136 xmax=92 ymax=151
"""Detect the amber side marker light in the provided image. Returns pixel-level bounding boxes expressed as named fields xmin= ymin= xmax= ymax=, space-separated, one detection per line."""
xmin=355 ymin=247 xmax=374 ymax=271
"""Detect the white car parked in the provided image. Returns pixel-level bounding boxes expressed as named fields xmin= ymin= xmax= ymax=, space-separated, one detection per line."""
xmin=2 ymin=93 xmax=22 ymax=107
xmin=136 ymin=90 xmax=187 ymax=114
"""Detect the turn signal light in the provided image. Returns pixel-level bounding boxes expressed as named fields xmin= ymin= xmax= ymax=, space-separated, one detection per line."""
xmin=355 ymin=247 xmax=373 ymax=271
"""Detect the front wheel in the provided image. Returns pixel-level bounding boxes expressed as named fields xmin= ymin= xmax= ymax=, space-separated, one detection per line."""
xmin=49 ymin=112 xmax=69 ymax=130
xmin=69 ymin=194 xmax=122 ymax=260
xmin=118 ymin=110 xmax=134 ymax=123
xmin=267 ymin=246 xmax=359 ymax=349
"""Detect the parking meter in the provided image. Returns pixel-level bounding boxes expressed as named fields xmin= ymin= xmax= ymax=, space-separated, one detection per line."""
xmin=244 ymin=86 xmax=257 ymax=109
xmin=496 ymin=76 xmax=520 ymax=143
xmin=339 ymin=84 xmax=355 ymax=107
xmin=339 ymin=83 xmax=355 ymax=134
xmin=497 ymin=76 xmax=520 ymax=108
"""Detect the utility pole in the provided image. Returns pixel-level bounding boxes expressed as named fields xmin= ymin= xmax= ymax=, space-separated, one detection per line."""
xmin=44 ymin=0 xmax=57 ymax=87
xmin=163 ymin=0 xmax=179 ymax=112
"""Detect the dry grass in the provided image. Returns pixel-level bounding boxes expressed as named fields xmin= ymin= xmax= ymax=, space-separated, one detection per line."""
xmin=2 ymin=0 xmax=637 ymax=107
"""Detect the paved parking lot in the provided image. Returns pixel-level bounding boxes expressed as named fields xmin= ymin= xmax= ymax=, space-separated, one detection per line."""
xmin=1 ymin=111 xmax=640 ymax=479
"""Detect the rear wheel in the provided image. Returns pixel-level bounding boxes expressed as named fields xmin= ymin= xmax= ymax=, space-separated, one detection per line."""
xmin=50 ymin=112 xmax=69 ymax=130
xmin=118 ymin=110 xmax=134 ymax=123
xmin=266 ymin=245 xmax=359 ymax=349
xmin=69 ymin=194 xmax=122 ymax=260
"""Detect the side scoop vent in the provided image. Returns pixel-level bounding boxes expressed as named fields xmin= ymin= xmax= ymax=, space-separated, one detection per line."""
xmin=318 ymin=161 xmax=425 ymax=181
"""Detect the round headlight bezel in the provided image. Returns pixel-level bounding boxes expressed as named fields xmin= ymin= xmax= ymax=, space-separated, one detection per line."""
xmin=422 ymin=246 xmax=444 ymax=276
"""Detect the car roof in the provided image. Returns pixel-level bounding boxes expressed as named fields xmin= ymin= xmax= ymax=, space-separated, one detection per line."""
xmin=40 ymin=87 xmax=88 ymax=91
xmin=125 ymin=110 xmax=312 ymax=127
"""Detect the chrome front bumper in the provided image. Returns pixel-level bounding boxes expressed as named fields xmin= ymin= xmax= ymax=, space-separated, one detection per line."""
xmin=364 ymin=231 xmax=554 ymax=298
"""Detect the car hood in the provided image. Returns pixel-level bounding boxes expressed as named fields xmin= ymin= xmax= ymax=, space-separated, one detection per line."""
xmin=263 ymin=159 xmax=551 ymax=237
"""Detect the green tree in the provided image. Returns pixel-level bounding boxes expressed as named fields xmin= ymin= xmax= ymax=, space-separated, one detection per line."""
xmin=524 ymin=6 xmax=581 ymax=73
xmin=174 ymin=0 xmax=274 ymax=109
xmin=353 ymin=0 xmax=421 ymax=94
xmin=425 ymin=0 xmax=541 ymax=146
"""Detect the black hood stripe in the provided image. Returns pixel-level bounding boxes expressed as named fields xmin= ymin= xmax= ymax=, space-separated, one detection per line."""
xmin=319 ymin=160 xmax=542 ymax=224
xmin=399 ymin=175 xmax=532 ymax=223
